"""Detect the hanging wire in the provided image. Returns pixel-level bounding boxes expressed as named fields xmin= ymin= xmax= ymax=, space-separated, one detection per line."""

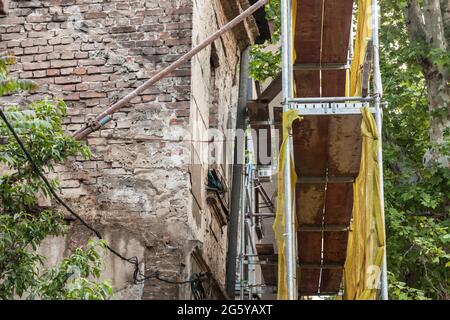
xmin=0 ymin=108 xmax=211 ymax=297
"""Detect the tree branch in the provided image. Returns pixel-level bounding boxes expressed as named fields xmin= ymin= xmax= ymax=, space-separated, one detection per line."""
xmin=406 ymin=0 xmax=428 ymax=41
xmin=423 ymin=0 xmax=448 ymax=50
xmin=439 ymin=0 xmax=450 ymax=37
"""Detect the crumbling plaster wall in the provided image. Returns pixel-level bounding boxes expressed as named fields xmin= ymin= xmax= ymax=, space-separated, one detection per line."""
xmin=0 ymin=0 xmax=258 ymax=299
xmin=1 ymin=0 xmax=194 ymax=300
xmin=188 ymin=0 xmax=243 ymax=294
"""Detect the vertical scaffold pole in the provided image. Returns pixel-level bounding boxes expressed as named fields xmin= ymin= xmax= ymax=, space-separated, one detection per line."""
xmin=239 ymin=163 xmax=248 ymax=300
xmin=372 ymin=0 xmax=389 ymax=300
xmin=281 ymin=0 xmax=297 ymax=300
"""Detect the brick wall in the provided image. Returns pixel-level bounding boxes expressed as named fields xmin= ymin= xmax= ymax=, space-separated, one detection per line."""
xmin=0 ymin=0 xmax=258 ymax=299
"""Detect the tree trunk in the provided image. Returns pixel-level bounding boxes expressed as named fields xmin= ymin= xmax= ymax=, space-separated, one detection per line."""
xmin=405 ymin=0 xmax=449 ymax=167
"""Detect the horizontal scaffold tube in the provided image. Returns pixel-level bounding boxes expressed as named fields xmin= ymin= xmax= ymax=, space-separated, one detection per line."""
xmin=287 ymin=96 xmax=373 ymax=104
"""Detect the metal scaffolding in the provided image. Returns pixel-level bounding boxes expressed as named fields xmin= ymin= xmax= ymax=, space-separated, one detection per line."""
xmin=279 ymin=0 xmax=388 ymax=300
xmin=280 ymin=0 xmax=298 ymax=301
xmin=237 ymin=129 xmax=277 ymax=300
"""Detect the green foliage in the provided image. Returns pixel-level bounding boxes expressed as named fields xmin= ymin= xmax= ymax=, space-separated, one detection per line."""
xmin=0 ymin=54 xmax=36 ymax=96
xmin=388 ymin=272 xmax=430 ymax=300
xmin=31 ymin=240 xmax=113 ymax=300
xmin=250 ymin=45 xmax=281 ymax=82
xmin=380 ymin=0 xmax=449 ymax=300
xmin=249 ymin=0 xmax=281 ymax=82
xmin=0 ymin=211 xmax=66 ymax=298
xmin=0 ymin=56 xmax=111 ymax=300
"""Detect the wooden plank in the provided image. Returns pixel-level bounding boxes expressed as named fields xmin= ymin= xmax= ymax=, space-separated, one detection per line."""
xmin=294 ymin=0 xmax=323 ymax=64
xmin=322 ymin=70 xmax=347 ymax=97
xmin=298 ymin=269 xmax=320 ymax=294
xmin=323 ymin=231 xmax=349 ymax=264
xmin=294 ymin=70 xmax=320 ymax=97
xmin=324 ymin=183 xmax=353 ymax=225
xmin=259 ymin=73 xmax=282 ymax=102
xmin=320 ymin=269 xmax=343 ymax=294
xmin=297 ymin=232 xmax=322 ymax=264
xmin=322 ymin=0 xmax=354 ymax=64
xmin=293 ymin=0 xmax=321 ymax=99
xmin=296 ymin=184 xmax=325 ymax=225
xmin=292 ymin=116 xmax=328 ymax=176
xmin=327 ymin=115 xmax=362 ymax=176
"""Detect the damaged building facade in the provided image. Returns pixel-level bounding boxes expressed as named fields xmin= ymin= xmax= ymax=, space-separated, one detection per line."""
xmin=0 ymin=0 xmax=271 ymax=299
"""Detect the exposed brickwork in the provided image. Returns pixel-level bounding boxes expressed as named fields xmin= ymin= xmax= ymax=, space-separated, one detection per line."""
xmin=0 ymin=0 xmax=258 ymax=299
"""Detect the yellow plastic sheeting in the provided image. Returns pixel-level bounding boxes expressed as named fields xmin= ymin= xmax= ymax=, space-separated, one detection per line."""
xmin=344 ymin=0 xmax=385 ymax=300
xmin=347 ymin=0 xmax=373 ymax=97
xmin=273 ymin=110 xmax=302 ymax=300
xmin=343 ymin=107 xmax=385 ymax=300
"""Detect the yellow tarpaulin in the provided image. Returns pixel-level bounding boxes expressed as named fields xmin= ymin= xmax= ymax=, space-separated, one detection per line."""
xmin=343 ymin=0 xmax=385 ymax=300
xmin=343 ymin=107 xmax=385 ymax=300
xmin=273 ymin=110 xmax=301 ymax=300
xmin=347 ymin=0 xmax=373 ymax=97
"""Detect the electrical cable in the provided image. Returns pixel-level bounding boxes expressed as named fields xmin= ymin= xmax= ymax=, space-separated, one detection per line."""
xmin=0 ymin=107 xmax=210 ymax=297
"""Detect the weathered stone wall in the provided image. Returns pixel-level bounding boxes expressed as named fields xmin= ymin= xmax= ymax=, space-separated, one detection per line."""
xmin=0 ymin=0 xmax=258 ymax=299
xmin=1 ymin=0 xmax=195 ymax=300
xmin=188 ymin=0 xmax=242 ymax=293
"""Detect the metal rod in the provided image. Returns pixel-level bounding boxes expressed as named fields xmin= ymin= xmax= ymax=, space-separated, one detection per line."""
xmin=247 ymin=213 xmax=276 ymax=217
xmin=298 ymin=224 xmax=349 ymax=232
xmin=245 ymin=260 xmax=343 ymax=270
xmin=239 ymin=164 xmax=248 ymax=300
xmin=72 ymin=0 xmax=270 ymax=140
xmin=293 ymin=63 xmax=350 ymax=71
xmin=287 ymin=96 xmax=373 ymax=103
xmin=244 ymin=254 xmax=275 ymax=257
xmin=297 ymin=176 xmax=355 ymax=184
xmin=254 ymin=180 xmax=275 ymax=212
xmin=375 ymin=93 xmax=388 ymax=301
xmin=281 ymin=0 xmax=297 ymax=301
xmin=226 ymin=47 xmax=250 ymax=300
xmin=299 ymin=291 xmax=341 ymax=296
xmin=245 ymin=220 xmax=254 ymax=300
xmin=372 ymin=0 xmax=383 ymax=98
xmin=372 ymin=0 xmax=388 ymax=300
xmin=299 ymin=263 xmax=343 ymax=269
